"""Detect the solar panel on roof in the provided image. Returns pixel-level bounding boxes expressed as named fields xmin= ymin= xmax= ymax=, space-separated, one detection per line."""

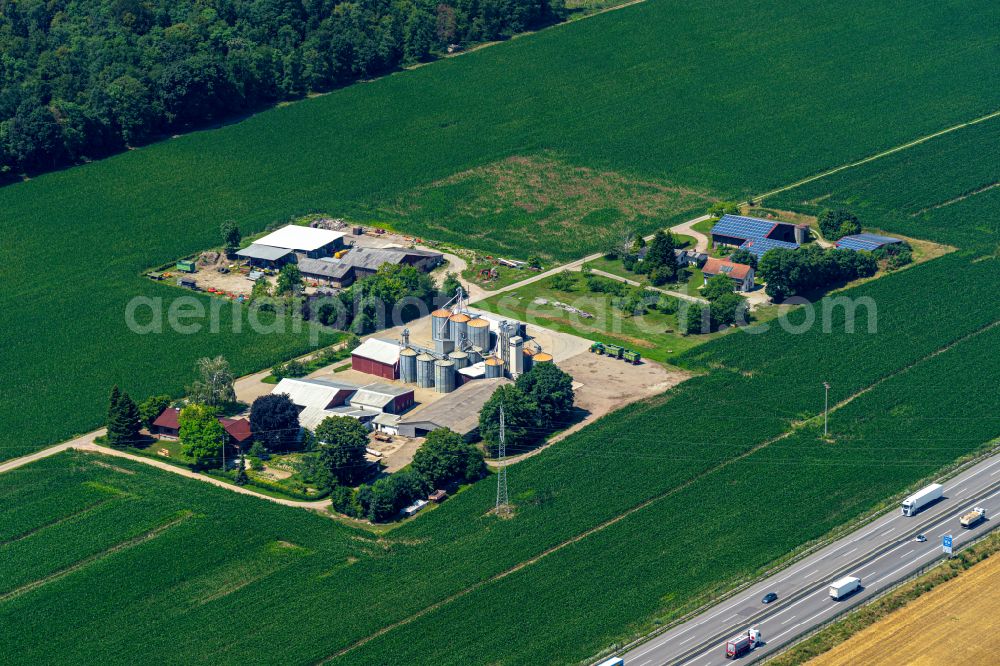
xmin=711 ymin=215 xmax=777 ymax=240
xmin=739 ymin=237 xmax=799 ymax=257
xmin=835 ymin=234 xmax=901 ymax=252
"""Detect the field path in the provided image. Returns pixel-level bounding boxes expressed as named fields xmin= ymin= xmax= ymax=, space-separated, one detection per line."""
xmin=588 ymin=268 xmax=708 ymax=303
xmin=669 ymin=215 xmax=712 ymax=252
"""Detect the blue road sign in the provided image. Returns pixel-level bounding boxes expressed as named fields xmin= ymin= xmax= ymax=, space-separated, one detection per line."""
xmin=943 ymin=535 xmax=953 ymax=555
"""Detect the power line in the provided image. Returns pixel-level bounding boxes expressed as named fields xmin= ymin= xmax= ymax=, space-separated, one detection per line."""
xmin=495 ymin=405 xmax=510 ymax=518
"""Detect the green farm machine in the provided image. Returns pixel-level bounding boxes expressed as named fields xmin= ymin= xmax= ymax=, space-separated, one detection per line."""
xmin=589 ymin=341 xmax=641 ymax=365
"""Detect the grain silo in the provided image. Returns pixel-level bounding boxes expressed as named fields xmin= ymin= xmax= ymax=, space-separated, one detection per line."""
xmin=434 ymin=359 xmax=455 ymax=393
xmin=467 ymin=316 xmax=491 ymax=351
xmin=484 ymin=356 xmax=504 ymax=379
xmin=508 ymin=336 xmax=524 ymax=377
xmin=532 ymin=352 xmax=553 ymax=364
xmin=431 ymin=309 xmax=452 ymax=342
xmin=449 ymin=313 xmax=470 ymax=347
xmin=399 ymin=347 xmax=418 ymax=383
xmin=416 ymin=353 xmax=436 ymax=388
xmin=448 ymin=349 xmax=470 ymax=369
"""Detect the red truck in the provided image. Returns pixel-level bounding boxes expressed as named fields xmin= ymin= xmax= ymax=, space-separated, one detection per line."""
xmin=725 ymin=628 xmax=762 ymax=659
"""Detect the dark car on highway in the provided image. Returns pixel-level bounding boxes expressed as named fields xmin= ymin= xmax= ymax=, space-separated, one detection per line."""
xmin=761 ymin=592 xmax=778 ymax=604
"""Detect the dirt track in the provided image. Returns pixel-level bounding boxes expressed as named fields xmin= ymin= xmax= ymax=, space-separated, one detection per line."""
xmin=810 ymin=551 xmax=1000 ymax=666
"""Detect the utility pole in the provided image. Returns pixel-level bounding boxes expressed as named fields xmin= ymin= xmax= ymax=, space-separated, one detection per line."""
xmin=496 ymin=405 xmax=510 ymax=517
xmin=823 ymin=381 xmax=831 ymax=436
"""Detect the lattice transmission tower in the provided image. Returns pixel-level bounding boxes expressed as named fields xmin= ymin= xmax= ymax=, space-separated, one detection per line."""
xmin=495 ymin=405 xmax=510 ymax=517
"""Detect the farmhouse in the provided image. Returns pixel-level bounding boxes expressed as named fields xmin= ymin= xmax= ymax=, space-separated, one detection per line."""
xmin=297 ymin=246 xmax=444 ymax=288
xmin=711 ymin=214 xmax=807 ymax=257
xmin=236 ymin=225 xmax=347 ymax=267
xmin=397 ymin=377 xmax=510 ymax=439
xmin=835 ymin=233 xmax=903 ymax=252
xmin=150 ymin=408 xmax=253 ymax=449
xmin=702 ymin=257 xmax=755 ymax=292
xmin=351 ymin=338 xmax=402 ymax=380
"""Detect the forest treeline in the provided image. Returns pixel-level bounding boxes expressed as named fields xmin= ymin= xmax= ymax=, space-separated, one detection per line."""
xmin=0 ymin=0 xmax=566 ymax=179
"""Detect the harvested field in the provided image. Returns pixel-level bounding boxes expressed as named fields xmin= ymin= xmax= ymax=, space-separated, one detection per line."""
xmin=810 ymin=550 xmax=1000 ymax=666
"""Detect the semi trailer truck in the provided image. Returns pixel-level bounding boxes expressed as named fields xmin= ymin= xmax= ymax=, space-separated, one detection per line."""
xmin=901 ymin=483 xmax=942 ymax=516
xmin=960 ymin=507 xmax=986 ymax=528
xmin=829 ymin=576 xmax=861 ymax=600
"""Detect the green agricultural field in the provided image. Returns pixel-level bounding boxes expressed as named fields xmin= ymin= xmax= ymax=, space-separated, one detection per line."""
xmin=764 ymin=115 xmax=1000 ymax=253
xmin=2 ymin=251 xmax=997 ymax=664
xmin=1 ymin=0 xmax=998 ymax=459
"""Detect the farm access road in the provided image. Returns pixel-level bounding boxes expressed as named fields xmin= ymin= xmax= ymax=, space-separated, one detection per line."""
xmin=616 ymin=451 xmax=1000 ymax=666
xmin=466 ymin=214 xmax=714 ymax=305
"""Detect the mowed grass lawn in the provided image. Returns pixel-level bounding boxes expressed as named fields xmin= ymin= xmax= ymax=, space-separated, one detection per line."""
xmin=476 ymin=273 xmax=718 ymax=362
xmin=2 ymin=0 xmax=998 ymax=458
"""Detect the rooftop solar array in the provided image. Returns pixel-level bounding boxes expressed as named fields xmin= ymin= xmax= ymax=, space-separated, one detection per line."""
xmin=711 ymin=215 xmax=777 ymax=240
xmin=739 ymin=237 xmax=799 ymax=257
xmin=835 ymin=234 xmax=903 ymax=252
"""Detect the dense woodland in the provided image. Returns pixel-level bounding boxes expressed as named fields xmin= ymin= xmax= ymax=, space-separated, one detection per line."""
xmin=0 ymin=0 xmax=566 ymax=178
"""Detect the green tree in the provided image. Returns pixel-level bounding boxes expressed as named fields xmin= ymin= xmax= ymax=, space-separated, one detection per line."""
xmin=314 ymin=416 xmax=370 ymax=486
xmin=220 ymin=220 xmax=242 ymax=256
xmin=179 ymin=404 xmax=225 ymax=469
xmin=644 ymin=230 xmax=678 ymax=282
xmin=404 ymin=7 xmax=436 ymax=63
xmin=728 ymin=248 xmax=758 ymax=269
xmin=186 ymin=356 xmax=236 ymax=407
xmin=515 ymin=362 xmax=575 ymax=428
xmin=276 ymin=263 xmax=303 ymax=295
xmin=412 ymin=428 xmax=485 ymax=488
xmin=702 ymin=274 xmax=736 ymax=302
xmin=527 ymin=255 xmax=544 ymax=270
xmin=680 ymin=304 xmax=711 ymax=335
xmin=818 ymin=209 xmax=861 ymax=240
xmin=708 ymin=201 xmax=741 ymax=217
xmin=107 ymin=385 xmax=142 ymax=448
xmin=138 ymin=394 xmax=172 ymax=429
xmin=710 ymin=291 xmax=748 ymax=327
xmin=441 ymin=272 xmax=465 ymax=298
xmin=479 ymin=385 xmax=538 ymax=454
xmin=249 ymin=393 xmax=301 ymax=452
xmin=551 ymin=270 xmax=576 ymax=291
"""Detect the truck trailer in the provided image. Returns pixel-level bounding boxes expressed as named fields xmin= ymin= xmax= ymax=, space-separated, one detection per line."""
xmin=901 ymin=483 xmax=943 ymax=516
xmin=829 ymin=576 xmax=861 ymax=600
xmin=960 ymin=507 xmax=986 ymax=528
xmin=724 ymin=628 xmax=761 ymax=659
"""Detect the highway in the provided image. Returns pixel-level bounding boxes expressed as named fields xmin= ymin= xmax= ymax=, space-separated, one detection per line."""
xmin=618 ymin=452 xmax=1000 ymax=665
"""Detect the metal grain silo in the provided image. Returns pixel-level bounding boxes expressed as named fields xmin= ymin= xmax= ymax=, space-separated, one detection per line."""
xmin=449 ymin=313 xmax=470 ymax=347
xmin=434 ymin=359 xmax=455 ymax=393
xmin=484 ymin=356 xmax=504 ymax=379
xmin=532 ymin=352 xmax=553 ymax=364
xmin=416 ymin=353 xmax=436 ymax=388
xmin=467 ymin=317 xmax=491 ymax=351
xmin=448 ymin=350 xmax=470 ymax=369
xmin=431 ymin=309 xmax=452 ymax=341
xmin=399 ymin=347 xmax=418 ymax=383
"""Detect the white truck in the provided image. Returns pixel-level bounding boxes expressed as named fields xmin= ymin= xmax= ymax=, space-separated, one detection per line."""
xmin=960 ymin=507 xmax=986 ymax=528
xmin=595 ymin=659 xmax=624 ymax=666
xmin=829 ymin=576 xmax=861 ymax=600
xmin=724 ymin=628 xmax=761 ymax=659
xmin=901 ymin=483 xmax=943 ymax=516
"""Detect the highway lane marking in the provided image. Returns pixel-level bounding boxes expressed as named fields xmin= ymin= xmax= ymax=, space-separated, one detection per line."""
xmin=872 ymin=550 xmax=936 ymax=585
xmin=955 ymin=487 xmax=967 ymax=494
xmin=629 ymin=486 xmax=1000 ymax=662
xmin=679 ymin=635 xmax=699 ymax=645
xmin=900 ymin=549 xmax=915 ymax=558
xmin=881 ymin=527 xmax=895 ymax=536
xmin=805 ymin=569 xmax=819 ymax=577
xmin=840 ymin=547 xmax=858 ymax=557
xmin=769 ymin=606 xmax=831 ymax=643
xmin=638 ymin=660 xmax=652 ymax=665
xmin=992 ymin=468 xmax=1000 ymax=476
xmin=780 ymin=614 xmax=796 ymax=625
